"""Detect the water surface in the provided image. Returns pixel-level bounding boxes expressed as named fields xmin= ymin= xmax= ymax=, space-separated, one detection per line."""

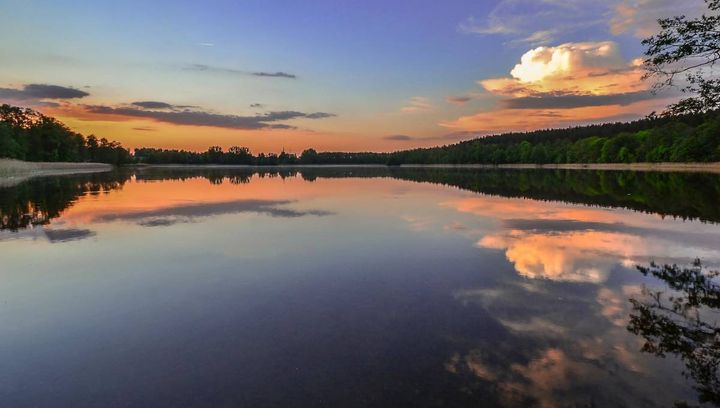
xmin=1 ymin=167 xmax=719 ymax=407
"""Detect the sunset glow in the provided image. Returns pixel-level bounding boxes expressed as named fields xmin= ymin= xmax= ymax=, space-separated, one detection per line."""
xmin=0 ymin=0 xmax=704 ymax=152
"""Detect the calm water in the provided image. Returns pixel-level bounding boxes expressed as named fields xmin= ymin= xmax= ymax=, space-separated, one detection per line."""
xmin=1 ymin=167 xmax=719 ymax=407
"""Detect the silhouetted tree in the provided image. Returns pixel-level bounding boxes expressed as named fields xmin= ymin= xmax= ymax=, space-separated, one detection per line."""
xmin=300 ymin=148 xmax=319 ymax=164
xmin=0 ymin=105 xmax=130 ymax=164
xmin=644 ymin=0 xmax=720 ymax=115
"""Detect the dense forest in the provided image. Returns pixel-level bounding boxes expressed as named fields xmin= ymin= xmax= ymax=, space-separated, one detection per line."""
xmin=304 ymin=113 xmax=720 ymax=165
xmin=2 ymin=103 xmax=720 ymax=166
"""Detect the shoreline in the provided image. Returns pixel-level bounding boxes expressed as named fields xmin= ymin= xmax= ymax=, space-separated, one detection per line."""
xmin=135 ymin=162 xmax=720 ymax=173
xmin=400 ymin=162 xmax=720 ymax=173
xmin=0 ymin=159 xmax=113 ymax=187
xmin=2 ymin=159 xmax=720 ymax=187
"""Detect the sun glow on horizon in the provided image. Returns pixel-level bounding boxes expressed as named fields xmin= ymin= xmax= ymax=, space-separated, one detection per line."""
xmin=0 ymin=0 xmax=701 ymax=150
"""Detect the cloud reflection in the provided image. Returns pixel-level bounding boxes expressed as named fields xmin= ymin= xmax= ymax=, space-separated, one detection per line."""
xmin=447 ymin=196 xmax=720 ymax=283
xmin=449 ymin=278 xmax=681 ymax=407
xmin=93 ymin=199 xmax=332 ymax=227
xmin=0 ymin=227 xmax=95 ymax=243
xmin=479 ymin=230 xmax=639 ymax=283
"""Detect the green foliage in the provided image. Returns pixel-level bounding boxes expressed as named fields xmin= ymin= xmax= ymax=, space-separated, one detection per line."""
xmin=2 ymin=103 xmax=719 ymax=166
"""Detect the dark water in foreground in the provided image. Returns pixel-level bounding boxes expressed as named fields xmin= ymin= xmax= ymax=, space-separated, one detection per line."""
xmin=1 ymin=167 xmax=719 ymax=407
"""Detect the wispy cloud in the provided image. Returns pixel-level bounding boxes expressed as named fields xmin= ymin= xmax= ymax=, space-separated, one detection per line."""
xmin=460 ymin=0 xmax=704 ymax=46
xmin=501 ymin=90 xmax=657 ymax=109
xmin=401 ymin=96 xmax=433 ymax=113
xmin=446 ymin=94 xmax=480 ymax=106
xmin=382 ymin=132 xmax=481 ymax=142
xmin=458 ymin=0 xmax=606 ymax=46
xmin=130 ymin=101 xmax=197 ymax=110
xmin=383 ymin=134 xmax=414 ymax=141
xmin=252 ymin=71 xmax=297 ymax=79
xmin=185 ymin=64 xmax=298 ymax=79
xmin=610 ymin=0 xmax=705 ymax=38
xmin=75 ymin=103 xmax=335 ymax=130
xmin=513 ymin=29 xmax=558 ymax=46
xmin=0 ymin=84 xmax=89 ymax=102
xmin=458 ymin=15 xmax=518 ymax=35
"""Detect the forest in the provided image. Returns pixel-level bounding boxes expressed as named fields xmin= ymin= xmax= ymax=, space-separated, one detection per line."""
xmin=305 ymin=113 xmax=720 ymax=165
xmin=2 ymin=102 xmax=720 ymax=166
xmin=2 ymin=103 xmax=719 ymax=166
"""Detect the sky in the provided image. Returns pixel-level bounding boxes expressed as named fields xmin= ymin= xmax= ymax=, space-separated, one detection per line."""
xmin=0 ymin=0 xmax=706 ymax=153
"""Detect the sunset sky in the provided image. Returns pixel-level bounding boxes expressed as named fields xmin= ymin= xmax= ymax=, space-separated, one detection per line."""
xmin=0 ymin=0 xmax=703 ymax=153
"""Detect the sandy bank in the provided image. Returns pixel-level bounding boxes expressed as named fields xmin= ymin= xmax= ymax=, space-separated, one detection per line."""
xmin=138 ymin=162 xmax=720 ymax=174
xmin=0 ymin=159 xmax=112 ymax=187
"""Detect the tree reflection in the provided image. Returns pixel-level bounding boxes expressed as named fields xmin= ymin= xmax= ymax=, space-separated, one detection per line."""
xmin=0 ymin=173 xmax=128 ymax=231
xmin=629 ymin=260 xmax=720 ymax=406
xmin=3 ymin=167 xmax=720 ymax=232
xmin=282 ymin=167 xmax=720 ymax=223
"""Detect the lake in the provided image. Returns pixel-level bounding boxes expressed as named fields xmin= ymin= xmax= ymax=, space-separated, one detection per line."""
xmin=1 ymin=167 xmax=719 ymax=407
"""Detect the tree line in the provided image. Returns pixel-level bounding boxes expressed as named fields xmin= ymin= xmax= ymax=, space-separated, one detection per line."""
xmin=2 ymin=103 xmax=720 ymax=166
xmin=134 ymin=146 xmax=300 ymax=165
xmin=140 ymin=112 xmax=719 ymax=165
xmin=382 ymin=113 xmax=720 ymax=165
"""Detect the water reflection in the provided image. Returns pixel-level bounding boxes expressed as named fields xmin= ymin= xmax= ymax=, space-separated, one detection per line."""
xmin=1 ymin=167 xmax=719 ymax=407
xmin=0 ymin=172 xmax=126 ymax=231
xmin=98 ymin=199 xmax=332 ymax=227
xmin=451 ymin=198 xmax=717 ymax=285
xmin=629 ymin=261 xmax=720 ymax=406
xmin=3 ymin=167 xmax=720 ymax=233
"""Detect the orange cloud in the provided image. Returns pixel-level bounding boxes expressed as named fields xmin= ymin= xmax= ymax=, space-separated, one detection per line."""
xmin=440 ymin=100 xmax=671 ymax=133
xmin=442 ymin=41 xmax=668 ymax=133
xmin=481 ymin=42 xmax=645 ymax=96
